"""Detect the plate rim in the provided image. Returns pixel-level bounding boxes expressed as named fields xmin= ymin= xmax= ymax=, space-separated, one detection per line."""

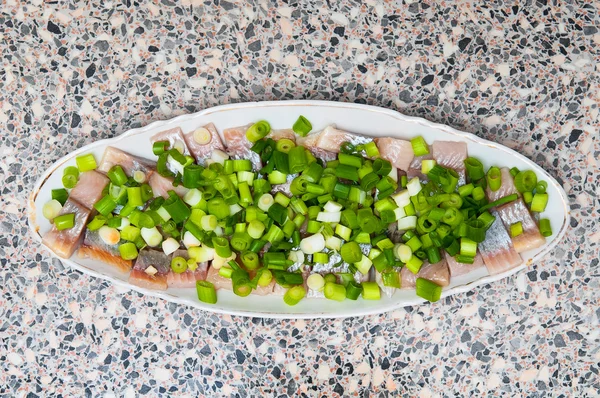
xmin=27 ymin=100 xmax=571 ymax=319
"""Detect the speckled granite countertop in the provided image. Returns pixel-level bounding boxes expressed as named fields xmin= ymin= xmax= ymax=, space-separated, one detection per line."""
xmin=1 ymin=1 xmax=599 ymax=397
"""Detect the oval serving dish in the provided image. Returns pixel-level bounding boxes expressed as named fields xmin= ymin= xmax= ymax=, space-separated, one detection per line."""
xmin=28 ymin=101 xmax=570 ymax=319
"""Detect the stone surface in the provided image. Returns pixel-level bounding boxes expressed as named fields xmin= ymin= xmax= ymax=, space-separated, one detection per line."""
xmin=1 ymin=1 xmax=599 ymax=397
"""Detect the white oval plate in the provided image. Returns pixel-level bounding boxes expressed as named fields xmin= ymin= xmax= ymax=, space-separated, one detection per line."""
xmin=28 ymin=101 xmax=570 ymax=318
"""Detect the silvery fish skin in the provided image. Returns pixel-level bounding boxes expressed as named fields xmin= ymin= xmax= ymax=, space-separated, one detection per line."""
xmin=133 ymin=248 xmax=171 ymax=275
xmin=432 ymin=141 xmax=467 ymax=185
xmin=479 ymin=210 xmax=523 ymax=275
xmin=42 ymin=198 xmax=92 ymax=259
xmin=97 ymin=146 xmax=156 ymax=176
xmin=400 ymin=259 xmax=450 ymax=289
xmin=151 ymin=127 xmax=190 ymax=156
xmin=148 ymin=172 xmax=189 ymax=199
xmin=78 ymin=228 xmax=132 ymax=273
xmin=298 ymin=125 xmax=371 ymax=162
xmin=183 ymin=123 xmax=225 ymax=165
xmin=374 ymin=137 xmax=415 ymax=171
xmin=69 ymin=171 xmax=109 ymax=210
xmin=486 ymin=167 xmax=520 ymax=202
xmin=497 ymin=198 xmax=545 ymax=253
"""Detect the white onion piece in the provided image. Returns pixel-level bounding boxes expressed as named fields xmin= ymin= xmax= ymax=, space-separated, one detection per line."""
xmin=133 ymin=170 xmax=146 ymax=183
xmin=393 ymin=207 xmax=406 ymax=221
xmin=394 ymin=244 xmax=412 ymax=263
xmin=156 ymin=206 xmax=171 ymax=222
xmin=214 ymin=225 xmax=224 ymax=236
xmin=193 ymin=127 xmax=212 ymax=145
xmin=211 ymin=149 xmax=229 ymax=165
xmin=118 ymin=217 xmax=130 ymax=230
xmin=392 ymin=190 xmax=411 ymax=208
xmin=317 ymin=211 xmax=341 ymax=223
xmin=397 ymin=216 xmax=417 ymax=230
xmin=323 ymin=200 xmax=343 ymax=213
xmin=307 ymin=274 xmax=325 ymax=291
xmin=42 ymin=199 xmax=62 ymax=220
xmin=258 ymin=193 xmax=274 ymax=212
xmin=167 ymin=155 xmax=185 ymax=175
xmin=354 ymin=254 xmax=373 ymax=274
xmin=407 ymin=177 xmax=422 ymax=196
xmin=183 ymin=188 xmax=202 ymax=207
xmin=229 ymin=204 xmax=243 ymax=215
xmin=288 ymin=250 xmax=305 ymax=264
xmin=99 ymin=226 xmax=120 ymax=245
xmin=388 ymin=166 xmax=398 ymax=182
xmin=300 ymin=233 xmax=325 ymax=254
xmin=162 ymin=237 xmax=180 ymax=256
xmin=173 ymin=139 xmax=186 ymax=154
xmin=188 ymin=245 xmax=215 ymax=262
xmin=325 ymin=236 xmax=342 ymax=252
xmin=145 ymin=266 xmax=158 ymax=276
xmin=141 ymin=227 xmax=162 ymax=247
xmin=212 ymin=252 xmax=236 ymax=269
xmin=182 ymin=231 xmax=201 ymax=249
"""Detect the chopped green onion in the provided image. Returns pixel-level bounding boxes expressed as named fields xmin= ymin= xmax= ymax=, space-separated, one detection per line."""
xmin=230 ymin=231 xmax=253 ymax=251
xmin=76 ymin=154 xmax=97 ymax=172
xmin=323 ymin=282 xmax=346 ymax=301
xmin=62 ymin=173 xmax=78 ymax=189
xmin=464 ymin=157 xmax=485 ymax=181
xmin=539 ymin=218 xmax=552 ymax=237
xmin=345 ymin=281 xmax=362 ymax=300
xmin=119 ymin=242 xmax=138 ymax=260
xmin=332 ymin=183 xmax=351 ymax=199
xmin=536 ymin=180 xmax=548 ymax=194
xmin=486 ymin=166 xmax=502 ymax=192
xmin=382 ymin=271 xmax=401 ymax=288
xmin=126 ymin=187 xmax=143 ymax=207
xmin=196 ymin=280 xmax=217 ymax=304
xmin=479 ymin=193 xmax=518 ymax=212
xmin=340 ymin=241 xmax=362 ymax=263
xmin=107 ymin=165 xmax=128 ymax=186
xmin=514 ymin=170 xmax=538 ymax=193
xmin=362 ymin=282 xmax=380 ymax=300
xmin=523 ymin=191 xmax=533 ymax=204
xmin=472 ymin=186 xmax=485 ymax=201
xmin=416 ymin=278 xmax=442 ymax=302
xmin=93 ymin=195 xmax=117 ymax=216
xmin=410 ymin=136 xmax=429 ymax=156
xmin=460 ymin=238 xmax=477 ymax=257
xmin=364 ymin=142 xmax=380 ymax=157
xmin=477 ymin=211 xmax=496 ymax=230
xmin=241 ymin=251 xmax=260 ymax=270
xmin=246 ymin=121 xmax=271 ymax=142
xmin=268 ymin=170 xmax=288 ymax=185
xmin=163 ymin=194 xmax=191 ymax=223
xmin=288 ymin=146 xmax=308 ymax=173
xmin=510 ymin=221 xmax=523 ymax=237
xmin=373 ymin=158 xmax=392 ymax=176
xmin=531 ymin=193 xmax=548 ymax=212
xmin=335 ymin=164 xmax=359 ymax=181
xmin=171 ymin=256 xmax=188 ymax=273
xmin=292 ymin=115 xmax=312 ymax=136
xmin=51 ymin=188 xmax=69 ymax=206
xmin=256 ymin=268 xmax=273 ymax=287
xmin=121 ymin=225 xmax=141 ymax=242
xmin=405 ymin=255 xmax=423 ymax=274
xmin=283 ymin=285 xmax=306 ymax=306
xmin=458 ymin=183 xmax=474 ymax=197
xmin=207 ymin=197 xmax=231 ymax=219
xmin=53 ymin=213 xmax=75 ymax=231
xmin=426 ymin=247 xmax=442 ymax=264
xmin=212 ymin=237 xmax=232 ymax=258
